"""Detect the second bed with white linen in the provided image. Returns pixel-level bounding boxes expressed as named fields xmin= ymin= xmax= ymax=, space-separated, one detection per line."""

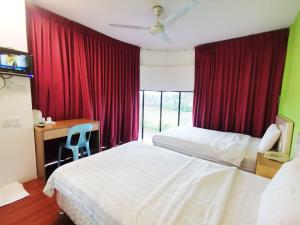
xmin=153 ymin=126 xmax=261 ymax=172
xmin=44 ymin=141 xmax=269 ymax=225
xmin=152 ymin=115 xmax=294 ymax=173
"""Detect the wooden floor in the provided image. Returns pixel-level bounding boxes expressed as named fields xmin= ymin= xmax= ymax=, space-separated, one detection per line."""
xmin=0 ymin=179 xmax=74 ymax=225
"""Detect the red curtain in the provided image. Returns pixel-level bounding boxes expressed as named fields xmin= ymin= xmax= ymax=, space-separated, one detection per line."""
xmin=26 ymin=4 xmax=140 ymax=147
xmin=193 ymin=29 xmax=289 ymax=137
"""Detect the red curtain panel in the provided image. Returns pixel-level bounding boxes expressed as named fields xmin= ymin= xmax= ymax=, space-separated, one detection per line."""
xmin=193 ymin=29 xmax=289 ymax=137
xmin=26 ymin=4 xmax=140 ymax=147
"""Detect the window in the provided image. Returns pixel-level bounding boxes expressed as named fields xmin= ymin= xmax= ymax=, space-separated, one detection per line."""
xmin=161 ymin=92 xmax=179 ymax=131
xmin=142 ymin=91 xmax=161 ymax=143
xmin=180 ymin=92 xmax=193 ymax=126
xmin=139 ymin=91 xmax=193 ymax=143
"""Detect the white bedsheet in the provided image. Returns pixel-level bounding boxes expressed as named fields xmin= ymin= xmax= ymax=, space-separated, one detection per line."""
xmin=44 ymin=141 xmax=261 ymax=225
xmin=123 ymin=160 xmax=236 ymax=225
xmin=153 ymin=126 xmax=260 ymax=168
xmin=241 ymin=137 xmax=261 ymax=172
xmin=221 ymin=170 xmax=269 ymax=225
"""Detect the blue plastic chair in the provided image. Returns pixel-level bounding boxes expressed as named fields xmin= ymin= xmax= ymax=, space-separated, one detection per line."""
xmin=57 ymin=123 xmax=93 ymax=167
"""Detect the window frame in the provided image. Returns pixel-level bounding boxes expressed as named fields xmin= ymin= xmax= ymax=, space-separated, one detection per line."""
xmin=140 ymin=90 xmax=193 ymax=140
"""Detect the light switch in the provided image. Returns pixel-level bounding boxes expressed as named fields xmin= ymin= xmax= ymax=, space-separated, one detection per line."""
xmin=12 ymin=118 xmax=22 ymax=128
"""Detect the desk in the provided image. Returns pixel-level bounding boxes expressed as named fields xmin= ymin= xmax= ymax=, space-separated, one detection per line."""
xmin=34 ymin=119 xmax=100 ymax=180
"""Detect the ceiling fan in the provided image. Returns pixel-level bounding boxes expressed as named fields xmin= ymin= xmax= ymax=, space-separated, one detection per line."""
xmin=109 ymin=0 xmax=200 ymax=43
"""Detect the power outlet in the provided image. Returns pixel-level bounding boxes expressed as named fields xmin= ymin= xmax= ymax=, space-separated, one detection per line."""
xmin=5 ymin=80 xmax=27 ymax=92
xmin=1 ymin=119 xmax=11 ymax=128
xmin=1 ymin=117 xmax=22 ymax=129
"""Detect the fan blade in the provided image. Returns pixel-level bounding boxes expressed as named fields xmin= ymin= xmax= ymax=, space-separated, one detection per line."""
xmin=109 ymin=24 xmax=150 ymax=30
xmin=158 ymin=32 xmax=173 ymax=43
xmin=162 ymin=0 xmax=199 ymax=26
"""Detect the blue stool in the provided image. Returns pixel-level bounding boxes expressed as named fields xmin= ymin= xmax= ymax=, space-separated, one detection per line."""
xmin=57 ymin=123 xmax=93 ymax=167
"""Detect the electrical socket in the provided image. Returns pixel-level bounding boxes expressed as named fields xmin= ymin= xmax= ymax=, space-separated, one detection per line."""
xmin=4 ymin=80 xmax=27 ymax=92
xmin=0 ymin=117 xmax=22 ymax=129
xmin=1 ymin=119 xmax=11 ymax=128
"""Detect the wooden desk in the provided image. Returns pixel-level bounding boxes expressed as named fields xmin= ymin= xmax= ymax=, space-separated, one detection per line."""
xmin=34 ymin=119 xmax=100 ymax=180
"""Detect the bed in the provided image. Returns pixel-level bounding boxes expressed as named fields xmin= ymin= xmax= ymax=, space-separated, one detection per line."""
xmin=152 ymin=115 xmax=293 ymax=172
xmin=44 ymin=141 xmax=269 ymax=225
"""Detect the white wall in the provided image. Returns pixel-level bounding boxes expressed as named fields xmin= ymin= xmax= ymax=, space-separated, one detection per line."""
xmin=140 ymin=49 xmax=195 ymax=91
xmin=0 ymin=0 xmax=36 ymax=186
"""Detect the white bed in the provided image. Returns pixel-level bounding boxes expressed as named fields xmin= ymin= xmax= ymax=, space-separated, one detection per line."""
xmin=44 ymin=141 xmax=269 ymax=225
xmin=153 ymin=126 xmax=260 ymax=172
xmin=152 ymin=115 xmax=293 ymax=173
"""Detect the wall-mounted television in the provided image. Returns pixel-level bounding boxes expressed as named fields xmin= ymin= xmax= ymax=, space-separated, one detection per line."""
xmin=0 ymin=47 xmax=33 ymax=78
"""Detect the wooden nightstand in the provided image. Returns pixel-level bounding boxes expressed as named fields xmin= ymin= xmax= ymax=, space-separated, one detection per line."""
xmin=255 ymin=152 xmax=284 ymax=179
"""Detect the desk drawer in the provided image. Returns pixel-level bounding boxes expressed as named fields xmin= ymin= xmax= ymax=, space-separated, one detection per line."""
xmin=43 ymin=123 xmax=99 ymax=141
xmin=92 ymin=123 xmax=99 ymax=131
xmin=44 ymin=128 xmax=68 ymax=140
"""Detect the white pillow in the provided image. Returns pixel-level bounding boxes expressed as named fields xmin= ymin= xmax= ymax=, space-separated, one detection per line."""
xmin=259 ymin=124 xmax=281 ymax=152
xmin=257 ymin=158 xmax=300 ymax=225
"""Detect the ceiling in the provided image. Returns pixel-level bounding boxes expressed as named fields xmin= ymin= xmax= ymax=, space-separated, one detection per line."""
xmin=30 ymin=0 xmax=300 ymax=50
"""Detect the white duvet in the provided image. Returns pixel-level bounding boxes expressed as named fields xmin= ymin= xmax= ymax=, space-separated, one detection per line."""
xmin=44 ymin=141 xmax=238 ymax=225
xmin=153 ymin=127 xmax=252 ymax=166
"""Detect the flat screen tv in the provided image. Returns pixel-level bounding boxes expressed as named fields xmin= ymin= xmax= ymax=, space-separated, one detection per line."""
xmin=0 ymin=47 xmax=33 ymax=78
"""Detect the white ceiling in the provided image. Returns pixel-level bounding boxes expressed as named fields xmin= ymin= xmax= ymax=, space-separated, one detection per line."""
xmin=30 ymin=0 xmax=300 ymax=50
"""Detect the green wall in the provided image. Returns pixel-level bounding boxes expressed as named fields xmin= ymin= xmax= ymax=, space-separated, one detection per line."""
xmin=279 ymin=11 xmax=300 ymax=156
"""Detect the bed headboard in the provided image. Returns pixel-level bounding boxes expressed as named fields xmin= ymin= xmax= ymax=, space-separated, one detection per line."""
xmin=275 ymin=115 xmax=294 ymax=155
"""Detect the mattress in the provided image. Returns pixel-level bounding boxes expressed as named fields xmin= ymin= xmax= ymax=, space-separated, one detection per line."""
xmin=153 ymin=126 xmax=261 ymax=172
xmin=44 ymin=141 xmax=268 ymax=225
xmin=57 ymin=192 xmax=94 ymax=225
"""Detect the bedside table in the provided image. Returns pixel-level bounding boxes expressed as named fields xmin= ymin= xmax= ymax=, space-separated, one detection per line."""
xmin=255 ymin=152 xmax=284 ymax=179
